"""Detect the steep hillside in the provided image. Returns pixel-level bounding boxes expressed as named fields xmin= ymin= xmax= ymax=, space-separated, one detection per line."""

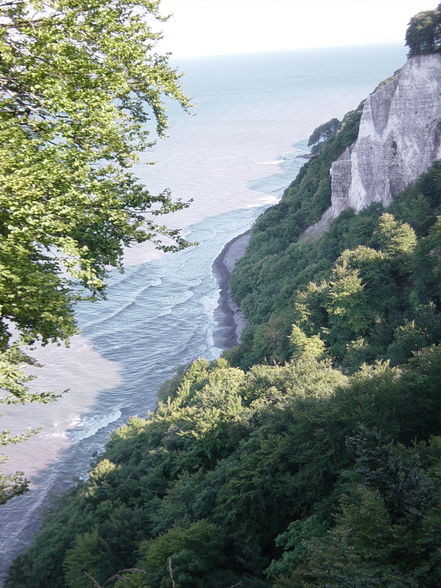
xmin=229 ymin=51 xmax=441 ymax=370
xmin=7 ymin=10 xmax=441 ymax=588
xmin=304 ymin=53 xmax=441 ymax=240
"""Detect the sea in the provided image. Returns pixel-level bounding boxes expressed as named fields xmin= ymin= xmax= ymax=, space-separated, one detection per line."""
xmin=0 ymin=44 xmax=407 ymax=580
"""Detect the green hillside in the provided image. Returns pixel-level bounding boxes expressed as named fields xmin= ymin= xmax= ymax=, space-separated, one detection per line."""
xmin=8 ymin=101 xmax=441 ymax=586
xmin=8 ymin=5 xmax=441 ymax=578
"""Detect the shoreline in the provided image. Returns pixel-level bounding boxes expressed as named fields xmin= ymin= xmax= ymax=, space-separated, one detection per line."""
xmin=212 ymin=231 xmax=251 ymax=350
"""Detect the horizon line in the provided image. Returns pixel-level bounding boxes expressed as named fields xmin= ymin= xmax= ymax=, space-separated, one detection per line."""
xmin=168 ymin=42 xmax=406 ymax=61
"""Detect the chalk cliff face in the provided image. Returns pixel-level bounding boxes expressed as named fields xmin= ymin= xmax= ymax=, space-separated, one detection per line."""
xmin=303 ymin=54 xmax=441 ymax=239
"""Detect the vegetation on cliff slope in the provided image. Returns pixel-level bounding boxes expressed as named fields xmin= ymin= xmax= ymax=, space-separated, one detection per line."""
xmin=229 ymin=158 xmax=441 ymax=372
xmin=8 ymin=120 xmax=441 ymax=588
xmin=8 ymin=344 xmax=441 ymax=587
xmin=7 ymin=9 xmax=441 ymax=585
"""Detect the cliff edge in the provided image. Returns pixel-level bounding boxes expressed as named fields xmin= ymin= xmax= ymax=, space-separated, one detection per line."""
xmin=303 ymin=53 xmax=441 ymax=239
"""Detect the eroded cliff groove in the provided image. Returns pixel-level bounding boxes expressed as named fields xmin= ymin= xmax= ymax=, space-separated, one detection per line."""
xmin=302 ymin=53 xmax=441 ymax=241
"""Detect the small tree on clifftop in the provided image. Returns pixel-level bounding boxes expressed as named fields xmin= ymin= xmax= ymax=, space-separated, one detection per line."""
xmin=406 ymin=4 xmax=441 ymax=56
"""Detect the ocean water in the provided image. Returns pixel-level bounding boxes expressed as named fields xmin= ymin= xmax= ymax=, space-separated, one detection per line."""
xmin=0 ymin=44 xmax=407 ymax=579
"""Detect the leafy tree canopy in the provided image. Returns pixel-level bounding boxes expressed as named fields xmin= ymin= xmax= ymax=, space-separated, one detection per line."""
xmin=405 ymin=4 xmax=441 ymax=56
xmin=0 ymin=0 xmax=190 ymax=501
xmin=307 ymin=118 xmax=341 ymax=154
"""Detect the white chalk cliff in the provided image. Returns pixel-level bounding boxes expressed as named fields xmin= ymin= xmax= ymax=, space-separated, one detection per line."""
xmin=303 ymin=54 xmax=441 ymax=240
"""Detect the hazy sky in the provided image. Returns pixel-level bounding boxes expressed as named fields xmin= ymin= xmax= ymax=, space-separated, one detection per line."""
xmin=158 ymin=0 xmax=437 ymax=57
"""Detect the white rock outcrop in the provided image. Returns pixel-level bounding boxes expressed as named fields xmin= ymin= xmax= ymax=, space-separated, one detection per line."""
xmin=302 ymin=54 xmax=441 ymax=240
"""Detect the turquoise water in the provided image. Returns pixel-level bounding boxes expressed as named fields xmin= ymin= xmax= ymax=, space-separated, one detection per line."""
xmin=0 ymin=44 xmax=407 ymax=578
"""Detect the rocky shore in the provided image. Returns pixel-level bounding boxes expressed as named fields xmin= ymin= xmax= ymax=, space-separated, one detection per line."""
xmin=212 ymin=231 xmax=250 ymax=350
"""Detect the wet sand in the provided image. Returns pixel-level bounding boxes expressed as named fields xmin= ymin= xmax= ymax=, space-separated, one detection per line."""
xmin=212 ymin=230 xmax=250 ymax=350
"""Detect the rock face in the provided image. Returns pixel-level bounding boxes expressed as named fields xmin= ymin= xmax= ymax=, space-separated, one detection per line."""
xmin=302 ymin=54 xmax=441 ymax=240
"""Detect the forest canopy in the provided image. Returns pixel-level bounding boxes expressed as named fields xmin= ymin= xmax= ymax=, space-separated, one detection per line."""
xmin=6 ymin=5 xmax=441 ymax=587
xmin=9 ymin=93 xmax=441 ymax=588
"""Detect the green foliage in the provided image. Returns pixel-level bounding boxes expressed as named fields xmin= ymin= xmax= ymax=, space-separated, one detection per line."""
xmin=373 ymin=212 xmax=417 ymax=256
xmin=282 ymin=432 xmax=441 ymax=586
xmin=64 ymin=529 xmax=113 ymax=588
xmin=308 ymin=118 xmax=341 ymax=154
xmin=288 ymin=325 xmax=325 ymax=361
xmin=0 ymin=0 xmax=190 ymax=502
xmin=229 ymin=159 xmax=441 ymax=372
xmin=265 ymin=515 xmax=327 ymax=579
xmin=406 ymin=5 xmax=441 ymax=56
xmin=138 ymin=520 xmax=227 ymax=587
xmin=11 ymin=342 xmax=441 ymax=586
xmin=308 ymin=118 xmax=341 ymax=147
xmin=9 ymin=44 xmax=441 ymax=586
xmin=0 ymin=424 xmax=36 ymax=504
xmin=230 ymin=104 xmax=364 ymax=346
xmin=0 ymin=464 xmax=27 ymax=505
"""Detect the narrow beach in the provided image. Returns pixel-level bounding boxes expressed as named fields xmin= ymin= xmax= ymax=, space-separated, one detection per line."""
xmin=212 ymin=230 xmax=250 ymax=350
